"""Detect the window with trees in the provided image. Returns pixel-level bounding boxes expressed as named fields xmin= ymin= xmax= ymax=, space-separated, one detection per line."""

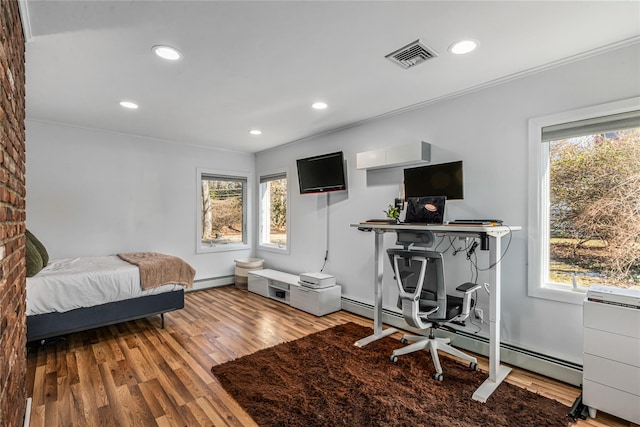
xmin=528 ymin=99 xmax=640 ymax=304
xmin=198 ymin=171 xmax=250 ymax=252
xmin=259 ymin=172 xmax=288 ymax=252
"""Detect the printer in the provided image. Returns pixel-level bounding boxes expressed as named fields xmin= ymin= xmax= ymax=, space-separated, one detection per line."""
xmin=299 ymin=272 xmax=336 ymax=289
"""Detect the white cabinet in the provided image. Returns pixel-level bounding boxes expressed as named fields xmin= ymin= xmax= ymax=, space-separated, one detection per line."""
xmin=356 ymin=141 xmax=430 ymax=170
xmin=248 ymin=269 xmax=341 ymax=316
xmin=583 ymin=289 xmax=640 ymax=424
xmin=290 ymin=285 xmax=341 ymax=316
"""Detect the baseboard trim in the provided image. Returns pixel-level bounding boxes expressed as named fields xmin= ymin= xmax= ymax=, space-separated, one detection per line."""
xmin=341 ymin=297 xmax=583 ymax=386
xmin=24 ymin=397 xmax=32 ymax=427
xmin=189 ymin=276 xmax=234 ymax=292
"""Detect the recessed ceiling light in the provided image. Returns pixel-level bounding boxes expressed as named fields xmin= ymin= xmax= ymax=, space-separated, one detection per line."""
xmin=152 ymin=45 xmax=182 ymax=61
xmin=312 ymin=102 xmax=328 ymax=110
xmin=119 ymin=101 xmax=139 ymax=109
xmin=449 ymin=40 xmax=478 ymax=55
xmin=249 ymin=130 xmax=262 ymax=135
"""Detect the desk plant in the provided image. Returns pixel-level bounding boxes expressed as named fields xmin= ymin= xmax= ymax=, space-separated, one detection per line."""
xmin=384 ymin=205 xmax=400 ymax=223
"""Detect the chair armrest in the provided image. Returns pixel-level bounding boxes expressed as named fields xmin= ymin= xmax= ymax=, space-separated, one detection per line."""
xmin=456 ymin=282 xmax=482 ymax=294
xmin=455 ymin=282 xmax=481 ymax=319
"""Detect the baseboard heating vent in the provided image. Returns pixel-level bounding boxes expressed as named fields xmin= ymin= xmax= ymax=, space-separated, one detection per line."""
xmin=189 ymin=275 xmax=234 ymax=292
xmin=341 ymin=296 xmax=583 ymax=386
xmin=453 ymin=329 xmax=583 ymax=372
xmin=385 ymin=39 xmax=438 ymax=69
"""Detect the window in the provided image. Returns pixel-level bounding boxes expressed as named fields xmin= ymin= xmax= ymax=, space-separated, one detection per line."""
xmin=528 ymin=98 xmax=640 ymax=303
xmin=198 ymin=169 xmax=251 ymax=252
xmin=259 ymin=171 xmax=289 ymax=252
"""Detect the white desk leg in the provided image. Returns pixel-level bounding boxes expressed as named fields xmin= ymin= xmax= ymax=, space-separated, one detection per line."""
xmin=355 ymin=229 xmax=397 ymax=347
xmin=472 ymin=234 xmax=512 ymax=402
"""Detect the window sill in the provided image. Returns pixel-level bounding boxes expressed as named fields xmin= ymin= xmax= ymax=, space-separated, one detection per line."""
xmin=197 ymin=243 xmax=250 ymax=254
xmin=258 ymin=244 xmax=289 ymax=255
xmin=528 ymin=283 xmax=587 ymax=305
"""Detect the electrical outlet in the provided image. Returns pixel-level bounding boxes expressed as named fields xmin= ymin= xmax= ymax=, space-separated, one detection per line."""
xmin=474 ymin=308 xmax=484 ymax=323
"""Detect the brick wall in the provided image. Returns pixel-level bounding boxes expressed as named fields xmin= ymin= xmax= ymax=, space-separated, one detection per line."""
xmin=0 ymin=1 xmax=26 ymax=426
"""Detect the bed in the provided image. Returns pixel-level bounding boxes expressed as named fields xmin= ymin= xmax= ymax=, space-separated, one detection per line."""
xmin=26 ymin=253 xmax=194 ymax=343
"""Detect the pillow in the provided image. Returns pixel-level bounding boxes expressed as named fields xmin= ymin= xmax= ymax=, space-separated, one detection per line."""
xmin=26 ymin=237 xmax=44 ymax=277
xmin=26 ymin=229 xmax=49 ymax=266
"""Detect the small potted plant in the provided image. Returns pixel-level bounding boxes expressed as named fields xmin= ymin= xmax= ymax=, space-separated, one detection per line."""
xmin=384 ymin=205 xmax=400 ymax=223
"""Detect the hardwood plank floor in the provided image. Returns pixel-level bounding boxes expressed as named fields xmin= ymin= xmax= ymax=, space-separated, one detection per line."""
xmin=26 ymin=286 xmax=634 ymax=426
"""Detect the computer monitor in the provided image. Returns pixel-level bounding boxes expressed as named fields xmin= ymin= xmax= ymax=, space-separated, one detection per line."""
xmin=403 ymin=160 xmax=463 ymax=200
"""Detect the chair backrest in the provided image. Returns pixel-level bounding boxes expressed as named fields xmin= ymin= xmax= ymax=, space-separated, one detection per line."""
xmin=387 ymin=248 xmax=447 ymax=329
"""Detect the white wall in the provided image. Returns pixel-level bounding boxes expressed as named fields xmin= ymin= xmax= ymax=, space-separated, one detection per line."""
xmin=255 ymin=43 xmax=640 ymax=364
xmin=25 ymin=121 xmax=255 ymax=281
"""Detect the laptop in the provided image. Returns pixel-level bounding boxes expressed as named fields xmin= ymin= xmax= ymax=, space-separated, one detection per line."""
xmin=403 ymin=196 xmax=446 ymax=224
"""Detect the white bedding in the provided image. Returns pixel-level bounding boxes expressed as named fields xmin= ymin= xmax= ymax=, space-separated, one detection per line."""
xmin=26 ymin=256 xmax=182 ymax=316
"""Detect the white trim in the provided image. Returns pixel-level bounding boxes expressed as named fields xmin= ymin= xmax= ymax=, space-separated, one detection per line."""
xmin=196 ymin=168 xmax=253 ymax=254
xmin=17 ymin=0 xmax=33 ymax=42
xmin=257 ymin=168 xmax=290 ymax=254
xmin=527 ymin=97 xmax=640 ymax=304
xmin=25 ymin=118 xmax=249 ymax=155
xmin=23 ymin=398 xmax=32 ymax=427
xmin=188 ymin=276 xmax=234 ymax=292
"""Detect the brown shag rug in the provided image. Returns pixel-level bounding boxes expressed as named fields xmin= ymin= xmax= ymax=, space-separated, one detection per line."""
xmin=211 ymin=322 xmax=573 ymax=427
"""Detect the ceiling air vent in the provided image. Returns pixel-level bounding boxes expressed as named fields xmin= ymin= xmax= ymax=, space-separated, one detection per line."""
xmin=385 ymin=40 xmax=438 ymax=69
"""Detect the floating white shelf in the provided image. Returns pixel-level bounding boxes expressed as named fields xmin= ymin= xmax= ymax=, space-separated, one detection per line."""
xmin=356 ymin=141 xmax=431 ymax=170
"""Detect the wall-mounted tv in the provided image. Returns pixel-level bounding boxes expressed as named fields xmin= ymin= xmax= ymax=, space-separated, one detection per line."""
xmin=404 ymin=160 xmax=463 ymax=200
xmin=296 ymin=151 xmax=346 ymax=194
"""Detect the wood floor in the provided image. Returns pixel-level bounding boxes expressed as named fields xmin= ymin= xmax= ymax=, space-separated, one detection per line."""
xmin=26 ymin=286 xmax=634 ymax=427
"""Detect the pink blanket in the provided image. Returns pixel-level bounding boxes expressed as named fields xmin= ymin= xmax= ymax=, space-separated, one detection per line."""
xmin=118 ymin=252 xmax=195 ymax=290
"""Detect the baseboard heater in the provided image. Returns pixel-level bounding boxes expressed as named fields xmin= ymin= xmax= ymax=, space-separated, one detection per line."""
xmin=341 ymin=297 xmax=583 ymax=386
xmin=189 ymin=275 xmax=234 ymax=292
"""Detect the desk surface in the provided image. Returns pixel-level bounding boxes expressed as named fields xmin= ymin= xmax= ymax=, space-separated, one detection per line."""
xmin=351 ymin=222 xmax=521 ymax=235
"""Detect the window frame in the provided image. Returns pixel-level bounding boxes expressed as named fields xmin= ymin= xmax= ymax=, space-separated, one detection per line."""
xmin=196 ymin=168 xmax=253 ymax=254
xmin=527 ymin=97 xmax=640 ymax=304
xmin=258 ymin=169 xmax=290 ymax=254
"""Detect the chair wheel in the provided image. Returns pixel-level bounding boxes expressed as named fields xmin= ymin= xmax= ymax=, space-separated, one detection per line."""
xmin=400 ymin=338 xmax=408 ymax=344
xmin=433 ymin=373 xmax=443 ymax=381
xmin=470 ymin=362 xmax=478 ymax=371
xmin=390 ymin=355 xmax=398 ymax=363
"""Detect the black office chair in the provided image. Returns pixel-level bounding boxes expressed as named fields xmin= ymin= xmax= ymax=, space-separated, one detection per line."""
xmin=387 ymin=244 xmax=481 ymax=381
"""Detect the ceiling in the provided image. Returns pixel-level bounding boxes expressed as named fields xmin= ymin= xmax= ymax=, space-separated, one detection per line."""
xmin=21 ymin=1 xmax=640 ymax=153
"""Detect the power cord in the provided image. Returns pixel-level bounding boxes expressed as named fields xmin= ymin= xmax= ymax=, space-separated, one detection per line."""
xmin=320 ymin=250 xmax=328 ymax=272
xmin=466 ymin=241 xmax=479 ymax=260
xmin=471 ymin=225 xmax=514 ymax=272
xmin=432 ymin=235 xmax=447 ymax=252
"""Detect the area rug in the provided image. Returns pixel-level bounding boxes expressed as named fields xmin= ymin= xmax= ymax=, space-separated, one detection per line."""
xmin=211 ymin=322 xmax=572 ymax=427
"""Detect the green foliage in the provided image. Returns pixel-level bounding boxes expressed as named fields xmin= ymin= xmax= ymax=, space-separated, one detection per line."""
xmin=269 ymin=179 xmax=287 ymax=231
xmin=384 ymin=205 xmax=400 ymax=220
xmin=549 ymin=129 xmax=640 ymax=284
xmin=202 ymin=179 xmax=244 ymax=241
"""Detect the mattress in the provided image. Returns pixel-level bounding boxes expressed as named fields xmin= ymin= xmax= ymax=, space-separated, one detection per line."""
xmin=26 ymin=256 xmax=182 ymax=316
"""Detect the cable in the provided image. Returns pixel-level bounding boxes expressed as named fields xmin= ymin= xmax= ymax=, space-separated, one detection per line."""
xmin=320 ymin=250 xmax=328 ymax=272
xmin=432 ymin=234 xmax=447 ymax=252
xmin=469 ymin=250 xmax=479 ymax=284
xmin=470 ymin=225 xmax=514 ymax=272
xmin=321 ymin=193 xmax=330 ymax=272
xmin=450 ymin=236 xmax=465 ymax=256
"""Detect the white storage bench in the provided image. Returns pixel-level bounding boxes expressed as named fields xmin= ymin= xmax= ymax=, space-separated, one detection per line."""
xmin=248 ymin=269 xmax=341 ymax=316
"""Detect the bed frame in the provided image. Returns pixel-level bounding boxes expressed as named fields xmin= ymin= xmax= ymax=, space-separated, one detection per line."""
xmin=26 ymin=289 xmax=184 ymax=342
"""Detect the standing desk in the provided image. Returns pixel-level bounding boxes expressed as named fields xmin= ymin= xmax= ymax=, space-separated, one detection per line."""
xmin=351 ymin=222 xmax=521 ymax=402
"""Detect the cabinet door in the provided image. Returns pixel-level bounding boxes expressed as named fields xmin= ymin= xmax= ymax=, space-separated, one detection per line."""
xmin=291 ymin=285 xmax=341 ymax=316
xmin=248 ymin=275 xmax=269 ymax=298
xmin=290 ymin=286 xmax=321 ymax=315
